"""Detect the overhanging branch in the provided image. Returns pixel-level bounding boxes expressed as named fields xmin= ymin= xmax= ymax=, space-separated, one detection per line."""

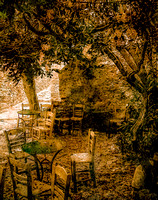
xmin=29 ymin=11 xmax=66 ymax=43
xmin=137 ymin=41 xmax=148 ymax=72
xmin=116 ymin=47 xmax=137 ymax=71
xmin=100 ymin=45 xmax=145 ymax=94
xmin=23 ymin=13 xmax=49 ymax=36
xmin=101 ymin=45 xmax=127 ymax=76
xmin=91 ymin=22 xmax=113 ymax=34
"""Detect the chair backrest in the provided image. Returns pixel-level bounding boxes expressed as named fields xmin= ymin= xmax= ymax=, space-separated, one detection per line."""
xmin=56 ymin=104 xmax=71 ymax=118
xmin=88 ymin=129 xmax=96 ymax=159
xmin=8 ymin=155 xmax=33 ymax=200
xmin=51 ymin=164 xmax=71 ymax=200
xmin=4 ymin=128 xmax=26 ymax=154
xmin=56 ymin=106 xmax=64 ymax=118
xmin=22 ymin=103 xmax=35 ymax=111
xmin=21 ymin=103 xmax=30 ymax=119
xmin=0 ymin=165 xmax=6 ymax=200
xmin=22 ymin=103 xmax=30 ymax=110
xmin=45 ymin=109 xmax=56 ymax=137
xmin=40 ymin=109 xmax=49 ymax=119
xmin=40 ymin=104 xmax=52 ymax=111
xmin=73 ymin=104 xmax=85 ymax=118
xmin=51 ymin=100 xmax=60 ymax=108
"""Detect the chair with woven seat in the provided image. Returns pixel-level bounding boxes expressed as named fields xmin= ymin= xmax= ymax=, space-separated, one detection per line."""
xmin=8 ymin=155 xmax=51 ymax=200
xmin=18 ymin=103 xmax=33 ymax=125
xmin=33 ymin=104 xmax=50 ymax=128
xmin=8 ymin=155 xmax=71 ymax=200
xmin=51 ymin=100 xmax=60 ymax=109
xmin=17 ymin=103 xmax=36 ymax=137
xmin=55 ymin=104 xmax=72 ymax=135
xmin=71 ymin=129 xmax=96 ymax=192
xmin=51 ymin=163 xmax=71 ymax=200
xmin=40 ymin=103 xmax=52 ymax=112
xmin=0 ymin=165 xmax=6 ymax=200
xmin=38 ymin=103 xmax=54 ymax=123
xmin=4 ymin=128 xmax=41 ymax=179
xmin=32 ymin=109 xmax=56 ymax=140
xmin=4 ymin=128 xmax=31 ymax=161
xmin=71 ymin=104 xmax=85 ymax=135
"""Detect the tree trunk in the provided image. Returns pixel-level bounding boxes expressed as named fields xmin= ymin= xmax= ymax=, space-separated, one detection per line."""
xmin=131 ymin=94 xmax=147 ymax=140
xmin=102 ymin=46 xmax=151 ymax=144
xmin=22 ymin=73 xmax=39 ymax=110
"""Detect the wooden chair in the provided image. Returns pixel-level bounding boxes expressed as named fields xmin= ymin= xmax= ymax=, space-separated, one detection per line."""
xmin=18 ymin=103 xmax=32 ymax=125
xmin=17 ymin=103 xmax=36 ymax=137
xmin=0 ymin=165 xmax=6 ymax=200
xmin=4 ymin=128 xmax=31 ymax=161
xmin=71 ymin=104 xmax=85 ymax=135
xmin=4 ymin=128 xmax=40 ymax=177
xmin=32 ymin=104 xmax=51 ymax=129
xmin=8 ymin=155 xmax=51 ymax=200
xmin=40 ymin=103 xmax=52 ymax=112
xmin=8 ymin=155 xmax=70 ymax=200
xmin=37 ymin=103 xmax=53 ymax=124
xmin=55 ymin=104 xmax=72 ymax=135
xmin=51 ymin=100 xmax=60 ymax=108
xmin=71 ymin=129 xmax=96 ymax=192
xmin=51 ymin=164 xmax=71 ymax=200
xmin=32 ymin=109 xmax=56 ymax=140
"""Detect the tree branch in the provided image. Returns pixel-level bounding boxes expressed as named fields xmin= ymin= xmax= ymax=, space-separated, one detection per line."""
xmin=91 ymin=22 xmax=113 ymax=34
xmin=101 ymin=45 xmax=145 ymax=94
xmin=23 ymin=14 xmax=49 ymax=36
xmin=116 ymin=47 xmax=138 ymax=71
xmin=101 ymin=45 xmax=127 ymax=76
xmin=29 ymin=11 xmax=66 ymax=42
xmin=136 ymin=41 xmax=148 ymax=74
xmin=131 ymin=96 xmax=147 ymax=141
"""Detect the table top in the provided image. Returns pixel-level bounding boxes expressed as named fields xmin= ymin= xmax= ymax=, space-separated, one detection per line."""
xmin=22 ymin=139 xmax=64 ymax=155
xmin=17 ymin=110 xmax=41 ymax=115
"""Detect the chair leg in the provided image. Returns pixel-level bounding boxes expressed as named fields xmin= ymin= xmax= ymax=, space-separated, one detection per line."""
xmin=79 ymin=121 xmax=82 ymax=136
xmin=90 ymin=162 xmax=96 ymax=187
xmin=17 ymin=117 xmax=19 ymax=127
xmin=0 ymin=167 xmax=6 ymax=200
xmin=71 ymin=160 xmax=77 ymax=193
xmin=71 ymin=121 xmax=74 ymax=135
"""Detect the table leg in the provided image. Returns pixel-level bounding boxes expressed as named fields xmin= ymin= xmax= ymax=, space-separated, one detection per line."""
xmin=33 ymin=155 xmax=43 ymax=181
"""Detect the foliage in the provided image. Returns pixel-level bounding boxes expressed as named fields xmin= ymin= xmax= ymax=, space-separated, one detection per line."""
xmin=0 ymin=1 xmax=55 ymax=81
xmin=1 ymin=0 xmax=157 ymax=80
xmin=117 ymin=127 xmax=158 ymax=163
xmin=138 ymin=132 xmax=158 ymax=159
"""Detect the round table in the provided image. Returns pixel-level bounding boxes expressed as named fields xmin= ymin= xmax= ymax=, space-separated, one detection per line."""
xmin=17 ymin=110 xmax=41 ymax=127
xmin=17 ymin=110 xmax=41 ymax=117
xmin=22 ymin=139 xmax=65 ymax=180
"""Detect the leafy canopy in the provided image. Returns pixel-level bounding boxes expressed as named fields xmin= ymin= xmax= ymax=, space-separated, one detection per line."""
xmin=0 ymin=0 xmax=157 ymax=82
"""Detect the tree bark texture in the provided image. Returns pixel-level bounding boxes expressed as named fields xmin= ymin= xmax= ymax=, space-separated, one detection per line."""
xmin=22 ymin=73 xmax=39 ymax=111
xmin=102 ymin=45 xmax=156 ymax=142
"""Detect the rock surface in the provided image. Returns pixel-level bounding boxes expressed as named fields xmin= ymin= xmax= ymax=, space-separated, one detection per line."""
xmin=132 ymin=165 xmax=146 ymax=189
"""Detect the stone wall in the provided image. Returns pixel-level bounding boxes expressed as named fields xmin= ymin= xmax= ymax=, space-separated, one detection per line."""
xmin=59 ymin=63 xmax=131 ymax=114
xmin=0 ymin=71 xmax=52 ymax=113
xmin=59 ymin=63 xmax=133 ymax=131
xmin=0 ymin=71 xmax=25 ymax=112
